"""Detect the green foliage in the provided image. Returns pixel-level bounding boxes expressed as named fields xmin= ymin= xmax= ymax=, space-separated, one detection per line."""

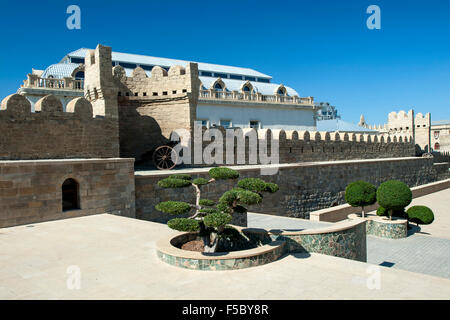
xmin=158 ymin=178 xmax=191 ymax=188
xmin=345 ymin=181 xmax=377 ymax=208
xmin=407 ymin=206 xmax=434 ymax=225
xmin=199 ymin=208 xmax=220 ymax=214
xmin=192 ymin=178 xmax=209 ymax=185
xmin=264 ymin=182 xmax=279 ymax=193
xmin=208 ymin=167 xmax=239 ymax=180
xmin=203 ymin=212 xmax=232 ymax=228
xmin=168 ymin=218 xmax=200 ymax=232
xmin=218 ymin=188 xmax=262 ymax=207
xmin=199 ymin=199 xmax=215 ymax=207
xmin=376 ymin=180 xmax=412 ymax=211
xmin=169 ymin=174 xmax=191 ymax=180
xmin=155 ymin=201 xmax=191 ymax=215
xmin=376 ymin=206 xmax=406 ymax=218
xmin=237 ymin=178 xmax=268 ymax=193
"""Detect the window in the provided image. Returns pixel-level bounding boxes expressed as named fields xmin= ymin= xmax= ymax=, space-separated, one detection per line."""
xmin=118 ymin=62 xmax=137 ymax=69
xmin=141 ymin=65 xmax=154 ymax=71
xmin=434 ymin=131 xmax=440 ymax=139
xmin=215 ymin=73 xmax=228 ymax=78
xmin=220 ymin=119 xmax=231 ymax=128
xmin=214 ymin=83 xmax=224 ymax=91
xmin=201 ymin=71 xmax=213 ymax=77
xmin=244 ymin=76 xmax=256 ymax=81
xmin=230 ymin=74 xmax=243 ymax=80
xmin=249 ymin=120 xmax=260 ymax=129
xmin=172 ymin=90 xmax=177 ymax=94
xmin=62 ymin=178 xmax=80 ymax=211
xmin=196 ymin=119 xmax=209 ymax=128
xmin=242 ymin=85 xmax=251 ymax=92
xmin=277 ymin=87 xmax=286 ymax=95
xmin=152 ymin=92 xmax=158 ymax=96
xmin=163 ymin=91 xmax=168 ymax=95
xmin=257 ymin=78 xmax=270 ymax=83
xmin=74 ymin=71 xmax=84 ymax=80
xmin=434 ymin=143 xmax=440 ymax=150
xmin=70 ymin=57 xmax=84 ymax=64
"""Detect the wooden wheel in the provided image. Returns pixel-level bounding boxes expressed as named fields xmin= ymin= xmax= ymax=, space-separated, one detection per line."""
xmin=152 ymin=145 xmax=178 ymax=170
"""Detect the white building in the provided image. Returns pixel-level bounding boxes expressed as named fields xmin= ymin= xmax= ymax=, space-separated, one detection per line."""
xmin=18 ymin=48 xmax=317 ymax=130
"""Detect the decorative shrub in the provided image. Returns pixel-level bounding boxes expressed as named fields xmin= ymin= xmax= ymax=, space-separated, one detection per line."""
xmin=376 ymin=180 xmax=412 ymax=220
xmin=155 ymin=201 xmax=191 ymax=215
xmin=158 ymin=178 xmax=191 ymax=188
xmin=199 ymin=199 xmax=215 ymax=207
xmin=167 ymin=218 xmax=200 ymax=232
xmin=376 ymin=206 xmax=406 ymax=218
xmin=156 ymin=166 xmax=278 ymax=253
xmin=345 ymin=180 xmax=377 ymax=217
xmin=407 ymin=206 xmax=434 ymax=225
xmin=209 ymin=167 xmax=240 ymax=180
xmin=192 ymin=178 xmax=209 ymax=185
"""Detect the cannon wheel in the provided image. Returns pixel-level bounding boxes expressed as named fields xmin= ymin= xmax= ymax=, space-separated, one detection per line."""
xmin=152 ymin=145 xmax=178 ymax=170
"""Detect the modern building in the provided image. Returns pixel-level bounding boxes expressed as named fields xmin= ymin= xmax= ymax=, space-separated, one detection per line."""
xmin=18 ymin=48 xmax=317 ymax=131
xmin=431 ymin=119 xmax=450 ymax=152
xmin=315 ymin=102 xmax=340 ymax=121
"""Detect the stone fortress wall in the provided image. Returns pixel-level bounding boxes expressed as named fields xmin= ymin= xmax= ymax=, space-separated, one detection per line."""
xmin=0 ymin=93 xmax=119 ymax=160
xmin=361 ymin=109 xmax=431 ymax=153
xmin=82 ymin=45 xmax=415 ymax=165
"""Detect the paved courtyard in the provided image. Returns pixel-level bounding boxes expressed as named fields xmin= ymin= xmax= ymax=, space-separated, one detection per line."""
xmin=249 ymin=188 xmax=450 ymax=279
xmin=1 ymin=213 xmax=449 ymax=300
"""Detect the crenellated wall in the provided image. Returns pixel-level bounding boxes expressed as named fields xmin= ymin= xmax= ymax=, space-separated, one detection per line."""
xmin=170 ymin=126 xmax=415 ymax=167
xmin=0 ymin=94 xmax=119 ymax=160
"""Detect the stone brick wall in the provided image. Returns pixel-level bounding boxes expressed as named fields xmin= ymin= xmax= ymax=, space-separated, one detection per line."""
xmin=135 ymin=157 xmax=436 ymax=222
xmin=0 ymin=94 xmax=119 ymax=160
xmin=0 ymin=158 xmax=135 ymax=228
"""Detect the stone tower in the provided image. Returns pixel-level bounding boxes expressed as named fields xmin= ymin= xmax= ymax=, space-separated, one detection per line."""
xmin=84 ymin=44 xmax=119 ymax=119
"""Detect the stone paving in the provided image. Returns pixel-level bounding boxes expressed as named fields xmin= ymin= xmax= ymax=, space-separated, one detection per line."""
xmin=1 ymin=213 xmax=449 ymax=299
xmin=249 ymin=188 xmax=450 ymax=279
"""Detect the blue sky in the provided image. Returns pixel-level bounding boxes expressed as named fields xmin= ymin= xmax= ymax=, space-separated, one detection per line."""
xmin=0 ymin=0 xmax=449 ymax=124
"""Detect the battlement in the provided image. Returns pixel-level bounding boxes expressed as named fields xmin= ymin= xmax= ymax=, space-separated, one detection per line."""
xmin=0 ymin=94 xmax=119 ymax=160
xmin=169 ymin=126 xmax=415 ymax=167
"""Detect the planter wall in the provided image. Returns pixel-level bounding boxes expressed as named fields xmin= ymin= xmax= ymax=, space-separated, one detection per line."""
xmin=348 ymin=214 xmax=407 ymax=239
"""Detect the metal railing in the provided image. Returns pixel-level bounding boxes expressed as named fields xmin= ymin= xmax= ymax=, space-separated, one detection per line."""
xmin=199 ymin=89 xmax=313 ymax=105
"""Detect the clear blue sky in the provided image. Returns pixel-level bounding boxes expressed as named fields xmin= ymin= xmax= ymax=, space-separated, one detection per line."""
xmin=0 ymin=0 xmax=449 ymax=124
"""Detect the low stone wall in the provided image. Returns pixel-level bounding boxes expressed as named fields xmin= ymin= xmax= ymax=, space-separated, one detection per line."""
xmin=156 ymin=219 xmax=366 ymax=270
xmin=0 ymin=158 xmax=135 ymax=228
xmin=310 ymin=178 xmax=450 ymax=222
xmin=270 ymin=219 xmax=367 ymax=262
xmin=135 ymin=157 xmax=436 ymax=222
xmin=348 ymin=214 xmax=407 ymax=239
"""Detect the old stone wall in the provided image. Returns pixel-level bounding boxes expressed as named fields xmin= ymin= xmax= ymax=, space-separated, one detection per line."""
xmin=135 ymin=157 xmax=436 ymax=222
xmin=0 ymin=94 xmax=119 ymax=160
xmin=0 ymin=158 xmax=135 ymax=228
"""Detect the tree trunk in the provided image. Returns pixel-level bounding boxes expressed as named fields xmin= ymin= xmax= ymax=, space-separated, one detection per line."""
xmin=361 ymin=206 xmax=365 ymax=218
xmin=389 ymin=209 xmax=393 ymax=221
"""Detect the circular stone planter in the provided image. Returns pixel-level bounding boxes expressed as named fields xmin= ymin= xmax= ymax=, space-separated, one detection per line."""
xmin=156 ymin=230 xmax=285 ymax=271
xmin=348 ymin=213 xmax=407 ymax=239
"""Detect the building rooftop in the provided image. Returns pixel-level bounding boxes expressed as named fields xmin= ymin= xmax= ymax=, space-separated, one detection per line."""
xmin=63 ymin=48 xmax=272 ymax=79
xmin=432 ymin=119 xmax=450 ymax=126
xmin=316 ymin=119 xmax=376 ymax=132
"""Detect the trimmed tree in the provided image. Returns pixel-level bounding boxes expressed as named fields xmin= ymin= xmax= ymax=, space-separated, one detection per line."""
xmin=345 ymin=180 xmax=377 ymax=217
xmin=376 ymin=180 xmax=412 ymax=220
xmin=406 ymin=206 xmax=434 ymax=226
xmin=155 ymin=168 xmax=278 ymax=253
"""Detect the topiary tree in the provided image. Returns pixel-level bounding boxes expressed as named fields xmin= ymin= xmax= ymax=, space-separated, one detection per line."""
xmin=345 ymin=181 xmax=377 ymax=217
xmin=155 ymin=168 xmax=278 ymax=253
xmin=376 ymin=180 xmax=412 ymax=220
xmin=406 ymin=206 xmax=434 ymax=226
xmin=376 ymin=206 xmax=406 ymax=218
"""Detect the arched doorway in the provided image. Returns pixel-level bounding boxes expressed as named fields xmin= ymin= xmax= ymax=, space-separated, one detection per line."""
xmin=434 ymin=143 xmax=440 ymax=151
xmin=62 ymin=178 xmax=80 ymax=211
